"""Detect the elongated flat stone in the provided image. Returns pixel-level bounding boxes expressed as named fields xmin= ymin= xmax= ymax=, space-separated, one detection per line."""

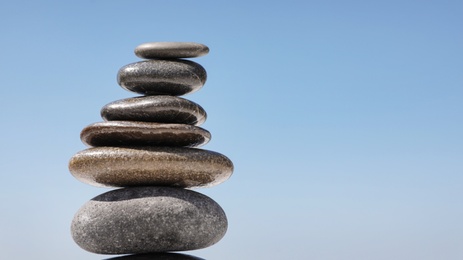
xmin=106 ymin=253 xmax=205 ymax=260
xmin=72 ymin=187 xmax=227 ymax=254
xmin=101 ymin=96 xmax=207 ymax=126
xmin=118 ymin=60 xmax=206 ymax=96
xmin=69 ymin=147 xmax=233 ymax=188
xmin=81 ymin=121 xmax=210 ymax=147
xmin=135 ymin=42 xmax=209 ymax=59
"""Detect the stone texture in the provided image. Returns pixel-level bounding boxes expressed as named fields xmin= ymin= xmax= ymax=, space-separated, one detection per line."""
xmin=118 ymin=60 xmax=206 ymax=96
xmin=69 ymin=146 xmax=233 ymax=188
xmin=135 ymin=42 xmax=209 ymax=59
xmin=81 ymin=121 xmax=210 ymax=148
xmin=101 ymin=96 xmax=207 ymax=126
xmin=105 ymin=253 xmax=205 ymax=260
xmin=72 ymin=187 xmax=227 ymax=254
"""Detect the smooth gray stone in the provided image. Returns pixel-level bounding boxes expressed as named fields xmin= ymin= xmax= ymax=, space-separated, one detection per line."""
xmin=118 ymin=60 xmax=206 ymax=96
xmin=135 ymin=42 xmax=209 ymax=59
xmin=101 ymin=96 xmax=207 ymax=126
xmin=69 ymin=146 xmax=233 ymax=188
xmin=80 ymin=121 xmax=210 ymax=148
xmin=105 ymin=253 xmax=205 ymax=260
xmin=72 ymin=187 xmax=227 ymax=254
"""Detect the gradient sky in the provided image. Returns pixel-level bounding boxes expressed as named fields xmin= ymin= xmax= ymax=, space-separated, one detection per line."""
xmin=1 ymin=1 xmax=462 ymax=259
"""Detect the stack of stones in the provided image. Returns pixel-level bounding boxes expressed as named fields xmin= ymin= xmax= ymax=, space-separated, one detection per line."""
xmin=69 ymin=42 xmax=233 ymax=255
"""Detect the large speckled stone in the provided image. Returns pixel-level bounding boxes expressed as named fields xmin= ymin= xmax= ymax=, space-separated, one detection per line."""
xmin=118 ymin=60 xmax=206 ymax=96
xmin=135 ymin=42 xmax=209 ymax=59
xmin=80 ymin=121 xmax=210 ymax=148
xmin=105 ymin=253 xmax=205 ymax=260
xmin=101 ymin=96 xmax=207 ymax=126
xmin=69 ymin=146 xmax=233 ymax=188
xmin=72 ymin=187 xmax=227 ymax=254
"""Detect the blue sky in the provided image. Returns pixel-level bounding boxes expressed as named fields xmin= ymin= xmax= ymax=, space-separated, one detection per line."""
xmin=1 ymin=1 xmax=462 ymax=259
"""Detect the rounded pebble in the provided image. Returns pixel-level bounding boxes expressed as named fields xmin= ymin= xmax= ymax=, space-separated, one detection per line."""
xmin=117 ymin=60 xmax=206 ymax=96
xmin=81 ymin=121 xmax=210 ymax=148
xmin=135 ymin=42 xmax=209 ymax=59
xmin=105 ymin=253 xmax=205 ymax=260
xmin=72 ymin=187 xmax=227 ymax=254
xmin=101 ymin=96 xmax=207 ymax=126
xmin=69 ymin=146 xmax=233 ymax=188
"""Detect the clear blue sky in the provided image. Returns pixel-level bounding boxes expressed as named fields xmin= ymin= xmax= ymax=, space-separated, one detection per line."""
xmin=1 ymin=1 xmax=462 ymax=259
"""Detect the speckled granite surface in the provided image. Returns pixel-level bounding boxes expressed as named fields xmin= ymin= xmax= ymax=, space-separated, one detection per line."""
xmin=72 ymin=187 xmax=227 ymax=254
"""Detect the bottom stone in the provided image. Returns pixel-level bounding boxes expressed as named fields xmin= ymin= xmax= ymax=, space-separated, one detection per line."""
xmin=105 ymin=253 xmax=205 ymax=260
xmin=71 ymin=187 xmax=227 ymax=254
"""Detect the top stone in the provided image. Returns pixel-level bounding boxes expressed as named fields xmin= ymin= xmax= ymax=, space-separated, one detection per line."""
xmin=135 ymin=42 xmax=209 ymax=59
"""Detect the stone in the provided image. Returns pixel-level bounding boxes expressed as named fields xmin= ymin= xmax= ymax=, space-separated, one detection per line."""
xmin=117 ymin=60 xmax=206 ymax=96
xmin=105 ymin=253 xmax=205 ymax=260
xmin=71 ymin=187 xmax=227 ymax=254
xmin=69 ymin=146 xmax=233 ymax=188
xmin=80 ymin=121 xmax=210 ymax=148
xmin=135 ymin=42 xmax=209 ymax=59
xmin=101 ymin=96 xmax=207 ymax=126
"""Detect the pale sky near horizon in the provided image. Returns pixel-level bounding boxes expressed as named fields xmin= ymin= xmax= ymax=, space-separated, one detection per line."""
xmin=1 ymin=1 xmax=462 ymax=259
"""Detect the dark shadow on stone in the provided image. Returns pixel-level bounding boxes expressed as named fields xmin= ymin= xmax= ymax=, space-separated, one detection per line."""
xmin=91 ymin=186 xmax=212 ymax=203
xmin=104 ymin=252 xmax=205 ymax=260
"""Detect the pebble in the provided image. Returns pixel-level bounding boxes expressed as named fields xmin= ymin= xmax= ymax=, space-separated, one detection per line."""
xmin=69 ymin=146 xmax=233 ymax=188
xmin=101 ymin=96 xmax=206 ymax=126
xmin=117 ymin=60 xmax=206 ymax=95
xmin=81 ymin=121 xmax=210 ymax=147
xmin=135 ymin=42 xmax=209 ymax=59
xmin=105 ymin=253 xmax=205 ymax=260
xmin=71 ymin=187 xmax=227 ymax=254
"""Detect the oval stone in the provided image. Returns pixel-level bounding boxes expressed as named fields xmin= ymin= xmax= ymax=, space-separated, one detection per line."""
xmin=135 ymin=42 xmax=209 ymax=59
xmin=69 ymin=146 xmax=233 ymax=188
xmin=80 ymin=121 xmax=210 ymax=148
xmin=71 ymin=187 xmax=227 ymax=254
xmin=117 ymin=60 xmax=207 ymax=96
xmin=106 ymin=253 xmax=205 ymax=260
xmin=101 ymin=96 xmax=207 ymax=126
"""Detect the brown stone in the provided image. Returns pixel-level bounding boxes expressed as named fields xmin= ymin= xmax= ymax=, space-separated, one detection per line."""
xmin=80 ymin=121 xmax=210 ymax=148
xmin=69 ymin=147 xmax=233 ymax=188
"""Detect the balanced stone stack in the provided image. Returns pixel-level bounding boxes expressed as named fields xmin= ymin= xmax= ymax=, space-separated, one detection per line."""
xmin=69 ymin=42 xmax=233 ymax=255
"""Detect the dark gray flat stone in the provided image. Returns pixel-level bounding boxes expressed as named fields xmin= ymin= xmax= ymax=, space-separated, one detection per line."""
xmin=80 ymin=121 xmax=210 ymax=148
xmin=105 ymin=253 xmax=205 ymax=260
xmin=101 ymin=96 xmax=207 ymax=126
xmin=69 ymin=146 xmax=233 ymax=188
xmin=72 ymin=187 xmax=227 ymax=254
xmin=135 ymin=42 xmax=209 ymax=59
xmin=118 ymin=60 xmax=206 ymax=96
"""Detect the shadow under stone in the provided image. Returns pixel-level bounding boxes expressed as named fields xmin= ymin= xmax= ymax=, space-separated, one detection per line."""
xmin=104 ymin=253 xmax=205 ymax=260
